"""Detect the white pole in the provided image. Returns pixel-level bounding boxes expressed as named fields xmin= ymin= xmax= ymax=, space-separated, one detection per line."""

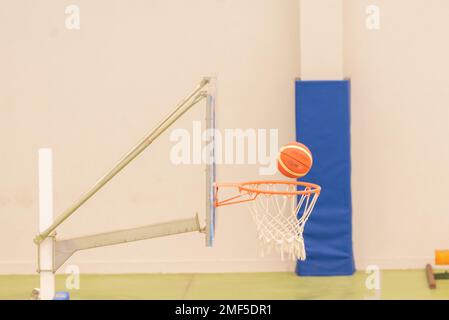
xmin=38 ymin=148 xmax=55 ymax=300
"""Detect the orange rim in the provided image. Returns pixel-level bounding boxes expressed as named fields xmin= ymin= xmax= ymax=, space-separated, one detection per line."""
xmin=238 ymin=180 xmax=321 ymax=196
xmin=214 ymin=180 xmax=321 ymax=207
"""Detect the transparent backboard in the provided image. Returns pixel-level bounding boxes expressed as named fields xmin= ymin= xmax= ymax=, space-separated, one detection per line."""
xmin=205 ymin=86 xmax=216 ymax=247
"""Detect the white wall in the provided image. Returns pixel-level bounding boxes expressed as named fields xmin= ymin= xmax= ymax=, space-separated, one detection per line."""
xmin=344 ymin=0 xmax=449 ymax=268
xmin=0 ymin=0 xmax=300 ymax=274
xmin=1 ymin=0 xmax=449 ymax=274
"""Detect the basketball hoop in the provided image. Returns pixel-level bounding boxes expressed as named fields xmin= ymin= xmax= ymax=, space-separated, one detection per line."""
xmin=215 ymin=181 xmax=321 ymax=260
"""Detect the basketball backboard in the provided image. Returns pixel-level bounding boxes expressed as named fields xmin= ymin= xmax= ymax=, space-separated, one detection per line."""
xmin=205 ymin=80 xmax=216 ymax=247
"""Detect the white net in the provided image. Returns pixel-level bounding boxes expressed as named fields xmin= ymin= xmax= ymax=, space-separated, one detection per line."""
xmin=242 ymin=183 xmax=319 ymax=260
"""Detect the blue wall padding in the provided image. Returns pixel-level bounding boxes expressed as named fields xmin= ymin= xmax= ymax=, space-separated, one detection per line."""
xmin=295 ymin=80 xmax=355 ymax=276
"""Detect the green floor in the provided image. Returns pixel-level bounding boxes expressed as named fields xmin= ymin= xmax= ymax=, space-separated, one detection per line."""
xmin=1 ymin=271 xmax=448 ymax=300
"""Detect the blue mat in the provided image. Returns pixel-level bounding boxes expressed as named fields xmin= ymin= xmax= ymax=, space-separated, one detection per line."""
xmin=295 ymin=80 xmax=355 ymax=276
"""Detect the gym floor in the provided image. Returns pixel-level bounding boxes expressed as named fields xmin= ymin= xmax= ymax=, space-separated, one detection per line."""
xmin=1 ymin=271 xmax=448 ymax=300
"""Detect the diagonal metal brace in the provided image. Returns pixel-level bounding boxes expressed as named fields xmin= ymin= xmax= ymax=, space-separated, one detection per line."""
xmin=34 ymin=78 xmax=210 ymax=245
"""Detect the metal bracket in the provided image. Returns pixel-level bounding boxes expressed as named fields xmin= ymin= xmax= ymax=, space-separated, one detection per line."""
xmin=36 ymin=233 xmax=56 ymax=273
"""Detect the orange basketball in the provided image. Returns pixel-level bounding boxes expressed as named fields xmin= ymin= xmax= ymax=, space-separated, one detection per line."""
xmin=277 ymin=142 xmax=313 ymax=178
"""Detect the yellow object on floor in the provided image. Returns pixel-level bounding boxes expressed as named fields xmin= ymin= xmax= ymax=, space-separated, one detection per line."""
xmin=435 ymin=250 xmax=449 ymax=265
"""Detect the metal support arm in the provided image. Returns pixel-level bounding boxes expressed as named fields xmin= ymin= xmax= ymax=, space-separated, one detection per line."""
xmin=52 ymin=215 xmax=201 ymax=271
